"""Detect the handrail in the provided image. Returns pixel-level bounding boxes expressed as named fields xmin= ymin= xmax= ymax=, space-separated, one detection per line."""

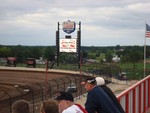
xmin=117 ymin=75 xmax=150 ymax=113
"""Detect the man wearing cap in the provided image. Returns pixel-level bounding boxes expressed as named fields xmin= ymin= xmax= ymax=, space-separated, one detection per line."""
xmin=81 ymin=77 xmax=121 ymax=113
xmin=95 ymin=77 xmax=125 ymax=113
xmin=55 ymin=91 xmax=87 ymax=113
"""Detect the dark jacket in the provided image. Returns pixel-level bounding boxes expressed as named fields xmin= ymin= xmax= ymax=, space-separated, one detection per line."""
xmin=101 ymin=85 xmax=125 ymax=113
xmin=85 ymin=85 xmax=121 ymax=113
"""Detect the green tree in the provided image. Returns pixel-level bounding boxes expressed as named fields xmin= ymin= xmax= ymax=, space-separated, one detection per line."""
xmin=44 ymin=46 xmax=55 ymax=60
xmin=129 ymin=50 xmax=142 ymax=66
xmin=115 ymin=45 xmax=121 ymax=51
xmin=88 ymin=52 xmax=95 ymax=59
xmin=30 ymin=47 xmax=42 ymax=59
xmin=105 ymin=52 xmax=113 ymax=62
xmin=81 ymin=50 xmax=88 ymax=58
xmin=0 ymin=47 xmax=11 ymax=57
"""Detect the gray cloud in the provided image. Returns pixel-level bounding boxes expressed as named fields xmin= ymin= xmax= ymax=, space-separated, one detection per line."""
xmin=0 ymin=0 xmax=150 ymax=46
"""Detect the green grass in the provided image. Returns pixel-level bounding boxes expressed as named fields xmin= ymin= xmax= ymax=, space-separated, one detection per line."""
xmin=118 ymin=62 xmax=150 ymax=69
xmin=3 ymin=61 xmax=150 ymax=80
xmin=116 ymin=62 xmax=150 ymax=80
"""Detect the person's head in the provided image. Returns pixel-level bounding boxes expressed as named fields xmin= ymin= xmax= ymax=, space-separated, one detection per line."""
xmin=40 ymin=100 xmax=59 ymax=113
xmin=12 ymin=100 xmax=30 ymax=113
xmin=81 ymin=77 xmax=97 ymax=91
xmin=55 ymin=91 xmax=74 ymax=113
xmin=95 ymin=77 xmax=105 ymax=85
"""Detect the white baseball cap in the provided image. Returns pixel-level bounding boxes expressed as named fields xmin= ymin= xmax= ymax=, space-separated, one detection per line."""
xmin=81 ymin=77 xmax=96 ymax=85
xmin=95 ymin=77 xmax=105 ymax=85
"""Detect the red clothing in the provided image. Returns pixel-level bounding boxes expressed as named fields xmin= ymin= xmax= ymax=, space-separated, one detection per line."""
xmin=75 ymin=104 xmax=88 ymax=113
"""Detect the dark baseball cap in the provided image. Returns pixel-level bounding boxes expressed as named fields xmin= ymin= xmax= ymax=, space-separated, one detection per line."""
xmin=81 ymin=77 xmax=96 ymax=85
xmin=55 ymin=91 xmax=74 ymax=102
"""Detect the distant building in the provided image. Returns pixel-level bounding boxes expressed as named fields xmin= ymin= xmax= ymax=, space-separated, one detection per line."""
xmin=0 ymin=58 xmax=7 ymax=65
xmin=35 ymin=57 xmax=45 ymax=64
xmin=112 ymin=55 xmax=120 ymax=63
xmin=86 ymin=59 xmax=99 ymax=64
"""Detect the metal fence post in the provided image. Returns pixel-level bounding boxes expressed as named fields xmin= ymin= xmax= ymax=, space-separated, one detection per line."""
xmin=53 ymin=79 xmax=59 ymax=92
xmin=26 ymin=85 xmax=35 ymax=113
xmin=1 ymin=89 xmax=12 ymax=113
xmin=60 ymin=78 xmax=66 ymax=91
xmin=14 ymin=85 xmax=24 ymax=99
xmin=37 ymin=84 xmax=44 ymax=101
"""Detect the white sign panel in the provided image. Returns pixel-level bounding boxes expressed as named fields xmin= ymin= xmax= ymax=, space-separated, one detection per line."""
xmin=60 ymin=39 xmax=77 ymax=53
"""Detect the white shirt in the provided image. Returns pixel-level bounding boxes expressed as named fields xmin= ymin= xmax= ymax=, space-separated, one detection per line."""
xmin=62 ymin=105 xmax=83 ymax=113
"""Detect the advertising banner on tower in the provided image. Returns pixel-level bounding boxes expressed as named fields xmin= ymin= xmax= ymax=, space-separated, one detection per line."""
xmin=59 ymin=39 xmax=77 ymax=53
xmin=62 ymin=20 xmax=76 ymax=34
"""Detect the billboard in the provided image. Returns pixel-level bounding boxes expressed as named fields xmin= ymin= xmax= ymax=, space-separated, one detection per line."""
xmin=62 ymin=20 xmax=76 ymax=34
xmin=59 ymin=39 xmax=77 ymax=53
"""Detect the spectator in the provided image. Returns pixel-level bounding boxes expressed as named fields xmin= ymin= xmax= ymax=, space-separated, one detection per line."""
xmin=96 ymin=77 xmax=125 ymax=113
xmin=55 ymin=91 xmax=87 ymax=113
xmin=12 ymin=99 xmax=30 ymax=113
xmin=40 ymin=99 xmax=59 ymax=113
xmin=81 ymin=77 xmax=121 ymax=113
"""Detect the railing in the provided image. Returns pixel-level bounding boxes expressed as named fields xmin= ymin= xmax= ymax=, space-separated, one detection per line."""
xmin=117 ymin=75 xmax=150 ymax=113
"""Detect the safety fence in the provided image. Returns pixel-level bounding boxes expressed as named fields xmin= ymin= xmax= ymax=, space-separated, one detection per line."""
xmin=1 ymin=62 xmax=150 ymax=80
xmin=0 ymin=69 xmax=113 ymax=113
xmin=117 ymin=75 xmax=150 ymax=113
xmin=0 ymin=74 xmax=87 ymax=113
xmin=1 ymin=65 xmax=150 ymax=113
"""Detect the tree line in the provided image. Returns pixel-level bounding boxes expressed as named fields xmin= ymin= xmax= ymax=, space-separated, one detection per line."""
xmin=0 ymin=45 xmax=150 ymax=64
xmin=0 ymin=45 xmax=55 ymax=62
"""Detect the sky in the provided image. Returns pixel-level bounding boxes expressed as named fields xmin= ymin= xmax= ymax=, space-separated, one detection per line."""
xmin=1 ymin=0 xmax=150 ymax=46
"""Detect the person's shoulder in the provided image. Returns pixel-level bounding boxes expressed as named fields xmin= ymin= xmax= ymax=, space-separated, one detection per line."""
xmin=75 ymin=104 xmax=87 ymax=113
xmin=93 ymin=85 xmax=103 ymax=91
xmin=101 ymin=85 xmax=113 ymax=92
xmin=87 ymin=86 xmax=102 ymax=95
xmin=89 ymin=85 xmax=108 ymax=96
xmin=63 ymin=105 xmax=81 ymax=113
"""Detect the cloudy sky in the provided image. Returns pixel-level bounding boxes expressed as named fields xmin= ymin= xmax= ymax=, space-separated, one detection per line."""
xmin=0 ymin=0 xmax=150 ymax=46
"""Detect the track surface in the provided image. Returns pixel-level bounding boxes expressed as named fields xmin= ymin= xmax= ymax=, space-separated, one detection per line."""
xmin=0 ymin=69 xmax=84 ymax=113
xmin=0 ymin=70 xmax=83 ymax=99
xmin=0 ymin=70 xmax=66 ymax=85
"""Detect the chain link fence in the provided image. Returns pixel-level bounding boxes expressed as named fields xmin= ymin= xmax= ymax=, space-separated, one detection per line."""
xmin=0 ymin=74 xmax=88 ymax=113
xmin=1 ymin=62 xmax=150 ymax=113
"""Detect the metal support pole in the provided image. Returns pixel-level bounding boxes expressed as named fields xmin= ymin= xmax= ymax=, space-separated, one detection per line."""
xmin=56 ymin=22 xmax=60 ymax=67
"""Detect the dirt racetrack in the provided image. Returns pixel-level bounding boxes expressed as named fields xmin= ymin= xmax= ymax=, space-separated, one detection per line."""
xmin=0 ymin=68 xmax=86 ymax=113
